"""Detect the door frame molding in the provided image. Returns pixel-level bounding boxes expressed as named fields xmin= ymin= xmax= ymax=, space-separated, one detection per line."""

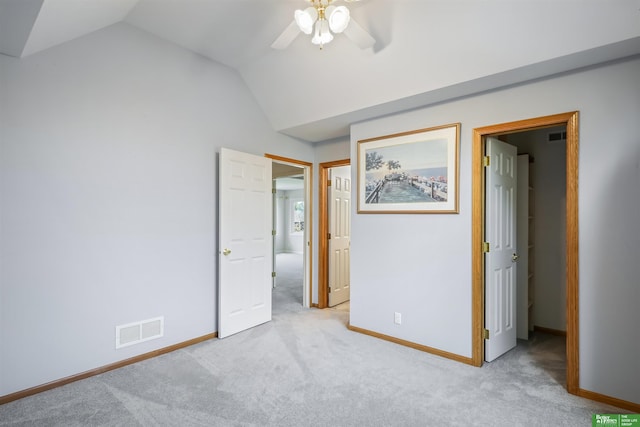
xmin=265 ymin=154 xmax=313 ymax=308
xmin=471 ymin=111 xmax=579 ymax=395
xmin=318 ymin=158 xmax=350 ymax=309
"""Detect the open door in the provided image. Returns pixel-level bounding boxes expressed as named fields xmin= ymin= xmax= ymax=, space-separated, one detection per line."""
xmin=328 ymin=165 xmax=351 ymax=307
xmin=218 ymin=148 xmax=272 ymax=338
xmin=484 ymin=137 xmax=518 ymax=361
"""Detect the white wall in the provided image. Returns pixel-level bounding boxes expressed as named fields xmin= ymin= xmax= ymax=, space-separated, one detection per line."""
xmin=0 ymin=22 xmax=313 ymax=396
xmin=350 ymin=56 xmax=640 ymax=404
xmin=274 ymin=190 xmax=286 ymax=253
xmin=274 ymin=189 xmax=304 ymax=254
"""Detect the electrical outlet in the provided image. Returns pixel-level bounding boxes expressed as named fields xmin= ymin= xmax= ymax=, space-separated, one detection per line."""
xmin=394 ymin=312 xmax=402 ymax=325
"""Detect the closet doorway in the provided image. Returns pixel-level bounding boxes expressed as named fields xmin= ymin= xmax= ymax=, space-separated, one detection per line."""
xmin=471 ymin=112 xmax=579 ymax=395
xmin=483 ymin=127 xmax=567 ymax=363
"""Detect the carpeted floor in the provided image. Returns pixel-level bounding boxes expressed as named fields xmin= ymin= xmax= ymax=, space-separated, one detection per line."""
xmin=273 ymin=252 xmax=349 ymax=313
xmin=0 ymin=253 xmax=628 ymax=426
xmin=273 ymin=252 xmax=306 ymax=314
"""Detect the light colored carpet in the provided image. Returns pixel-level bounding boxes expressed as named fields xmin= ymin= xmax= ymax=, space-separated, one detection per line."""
xmin=273 ymin=252 xmax=306 ymax=314
xmin=0 ymin=255 xmax=628 ymax=426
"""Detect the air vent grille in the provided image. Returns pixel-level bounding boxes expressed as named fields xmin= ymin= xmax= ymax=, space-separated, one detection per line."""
xmin=116 ymin=316 xmax=164 ymax=349
xmin=547 ymin=131 xmax=566 ymax=143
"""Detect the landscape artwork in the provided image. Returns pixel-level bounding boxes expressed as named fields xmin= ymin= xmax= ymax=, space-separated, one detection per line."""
xmin=357 ymin=123 xmax=460 ymax=213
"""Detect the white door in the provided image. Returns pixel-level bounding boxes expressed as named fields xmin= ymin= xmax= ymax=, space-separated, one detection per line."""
xmin=485 ymin=137 xmax=518 ymax=362
xmin=328 ymin=166 xmax=351 ymax=307
xmin=218 ymin=148 xmax=272 ymax=338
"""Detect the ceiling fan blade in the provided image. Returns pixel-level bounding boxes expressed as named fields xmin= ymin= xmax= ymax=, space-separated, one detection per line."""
xmin=343 ymin=18 xmax=375 ymax=49
xmin=271 ymin=20 xmax=301 ymax=50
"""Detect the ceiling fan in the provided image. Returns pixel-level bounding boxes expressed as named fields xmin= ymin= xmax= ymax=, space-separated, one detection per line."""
xmin=271 ymin=0 xmax=375 ymax=50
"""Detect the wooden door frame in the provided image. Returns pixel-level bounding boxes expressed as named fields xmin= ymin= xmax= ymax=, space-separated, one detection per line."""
xmin=318 ymin=158 xmax=351 ymax=309
xmin=471 ymin=112 xmax=579 ymax=395
xmin=265 ymin=154 xmax=314 ymax=308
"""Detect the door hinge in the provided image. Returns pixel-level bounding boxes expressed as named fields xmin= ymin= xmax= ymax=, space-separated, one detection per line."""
xmin=272 ymin=230 xmax=276 ymax=236
xmin=272 ymin=272 xmax=276 ymax=278
xmin=482 ymin=242 xmax=490 ymax=253
xmin=327 ymin=180 xmax=332 ymax=187
xmin=272 ymin=188 xmax=276 ymax=194
xmin=328 ymin=286 xmax=331 ymax=293
xmin=327 ymin=233 xmax=331 ymax=240
xmin=483 ymin=156 xmax=491 ymax=167
xmin=483 ymin=329 xmax=490 ymax=339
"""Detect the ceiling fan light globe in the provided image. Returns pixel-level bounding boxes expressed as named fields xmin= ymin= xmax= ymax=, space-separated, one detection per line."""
xmin=294 ymin=7 xmax=318 ymax=35
xmin=326 ymin=5 xmax=350 ymax=33
xmin=311 ymin=19 xmax=333 ymax=45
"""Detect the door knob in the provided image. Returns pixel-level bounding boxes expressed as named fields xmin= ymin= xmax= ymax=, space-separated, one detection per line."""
xmin=512 ymin=253 xmax=519 ymax=262
xmin=222 ymin=248 xmax=231 ymax=256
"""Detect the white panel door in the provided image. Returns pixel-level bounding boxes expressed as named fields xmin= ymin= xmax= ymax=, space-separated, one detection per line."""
xmin=218 ymin=148 xmax=272 ymax=338
xmin=485 ymin=137 xmax=518 ymax=362
xmin=328 ymin=166 xmax=351 ymax=307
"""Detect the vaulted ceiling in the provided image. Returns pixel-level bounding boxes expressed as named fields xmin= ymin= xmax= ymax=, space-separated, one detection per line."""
xmin=2 ymin=0 xmax=639 ymax=142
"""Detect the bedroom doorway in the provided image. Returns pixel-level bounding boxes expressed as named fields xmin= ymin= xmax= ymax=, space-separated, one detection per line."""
xmin=267 ymin=154 xmax=313 ymax=309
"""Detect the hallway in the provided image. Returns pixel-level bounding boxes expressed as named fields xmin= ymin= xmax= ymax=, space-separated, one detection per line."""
xmin=273 ymin=253 xmax=305 ymax=315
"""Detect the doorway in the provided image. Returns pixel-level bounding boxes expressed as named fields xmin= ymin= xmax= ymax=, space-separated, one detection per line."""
xmin=507 ymin=126 xmax=568 ymax=339
xmin=318 ymin=159 xmax=351 ymax=309
xmin=267 ymin=154 xmax=313 ymax=309
xmin=471 ymin=112 xmax=580 ymax=395
xmin=483 ymin=128 xmax=568 ymax=362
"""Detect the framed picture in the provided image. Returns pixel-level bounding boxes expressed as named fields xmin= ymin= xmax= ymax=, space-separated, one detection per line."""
xmin=357 ymin=123 xmax=460 ymax=214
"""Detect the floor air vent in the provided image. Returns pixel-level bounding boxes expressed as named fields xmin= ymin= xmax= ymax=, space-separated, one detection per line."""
xmin=116 ymin=316 xmax=164 ymax=349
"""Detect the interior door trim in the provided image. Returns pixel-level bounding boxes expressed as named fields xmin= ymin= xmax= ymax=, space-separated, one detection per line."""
xmin=318 ymin=158 xmax=350 ymax=309
xmin=471 ymin=112 xmax=579 ymax=395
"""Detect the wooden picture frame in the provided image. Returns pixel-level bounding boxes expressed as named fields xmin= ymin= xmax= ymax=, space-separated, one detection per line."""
xmin=357 ymin=123 xmax=460 ymax=214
